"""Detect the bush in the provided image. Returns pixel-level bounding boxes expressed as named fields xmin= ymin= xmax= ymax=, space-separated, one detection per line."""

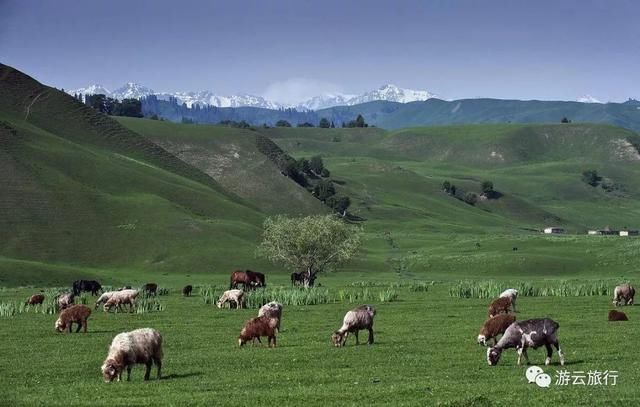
xmin=582 ymin=170 xmax=601 ymax=187
xmin=463 ymin=192 xmax=478 ymax=205
xmin=276 ymin=120 xmax=292 ymax=127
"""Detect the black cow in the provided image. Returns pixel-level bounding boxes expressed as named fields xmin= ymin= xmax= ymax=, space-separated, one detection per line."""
xmin=72 ymin=280 xmax=102 ymax=296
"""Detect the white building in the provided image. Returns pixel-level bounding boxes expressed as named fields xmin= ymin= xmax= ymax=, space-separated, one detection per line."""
xmin=544 ymin=227 xmax=564 ymax=234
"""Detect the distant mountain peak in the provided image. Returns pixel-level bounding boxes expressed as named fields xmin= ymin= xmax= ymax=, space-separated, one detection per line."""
xmin=68 ymin=82 xmax=439 ymax=110
xmin=577 ymin=94 xmax=602 ymax=104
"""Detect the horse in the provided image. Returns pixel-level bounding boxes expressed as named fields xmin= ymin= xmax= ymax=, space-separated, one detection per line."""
xmin=246 ymin=270 xmax=265 ymax=288
xmin=230 ymin=270 xmax=265 ymax=290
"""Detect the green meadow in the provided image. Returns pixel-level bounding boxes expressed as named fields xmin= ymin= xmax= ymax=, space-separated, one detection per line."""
xmin=1 ymin=64 xmax=640 ymax=405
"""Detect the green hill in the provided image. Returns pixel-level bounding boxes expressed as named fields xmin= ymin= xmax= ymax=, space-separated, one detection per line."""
xmin=116 ymin=117 xmax=326 ymax=216
xmin=0 ymin=64 xmax=273 ymax=285
xmin=3 ymin=63 xmax=640 ymax=285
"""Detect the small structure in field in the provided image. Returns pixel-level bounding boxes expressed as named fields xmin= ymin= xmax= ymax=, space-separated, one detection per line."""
xmin=619 ymin=230 xmax=639 ymax=237
xmin=543 ymin=227 xmax=564 ymax=234
xmin=588 ymin=226 xmax=619 ymax=236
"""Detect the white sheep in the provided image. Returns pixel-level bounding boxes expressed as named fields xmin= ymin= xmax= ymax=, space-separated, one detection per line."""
xmin=103 ymin=289 xmax=139 ymax=313
xmin=613 ymin=284 xmax=635 ymax=306
xmin=101 ymin=328 xmax=163 ymax=382
xmin=95 ymin=291 xmax=117 ymax=309
xmin=258 ymin=301 xmax=283 ymax=331
xmin=331 ymin=305 xmax=376 ymax=347
xmin=216 ymin=289 xmax=244 ymax=309
xmin=499 ymin=289 xmax=518 ymax=312
xmin=57 ymin=292 xmax=75 ymax=310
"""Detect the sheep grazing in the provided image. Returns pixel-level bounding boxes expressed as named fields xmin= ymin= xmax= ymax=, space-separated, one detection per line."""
xmin=331 ymin=305 xmax=376 ymax=347
xmin=477 ymin=314 xmax=516 ymax=346
xmin=238 ymin=316 xmax=278 ymax=347
xmin=613 ymin=283 xmax=635 ymax=306
xmin=26 ymin=294 xmax=44 ymax=305
xmin=499 ymin=289 xmax=518 ymax=312
xmin=182 ymin=285 xmax=193 ymax=297
xmin=55 ymin=304 xmax=92 ymax=333
xmin=608 ymin=310 xmax=629 ymax=321
xmin=95 ymin=291 xmax=117 ymax=309
xmin=101 ymin=328 xmax=163 ymax=382
xmin=258 ymin=301 xmax=283 ymax=331
xmin=103 ymin=289 xmax=139 ymax=313
xmin=216 ymin=289 xmax=244 ymax=309
xmin=487 ymin=318 xmax=564 ymax=366
xmin=57 ymin=293 xmax=74 ymax=310
xmin=488 ymin=296 xmax=512 ymax=318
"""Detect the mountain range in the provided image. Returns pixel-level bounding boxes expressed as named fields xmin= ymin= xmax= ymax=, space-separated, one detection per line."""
xmin=68 ymin=83 xmax=439 ymax=110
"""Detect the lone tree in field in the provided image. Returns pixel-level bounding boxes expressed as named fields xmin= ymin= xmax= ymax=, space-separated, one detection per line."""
xmin=319 ymin=118 xmax=331 ymax=128
xmin=258 ymin=215 xmax=362 ymax=287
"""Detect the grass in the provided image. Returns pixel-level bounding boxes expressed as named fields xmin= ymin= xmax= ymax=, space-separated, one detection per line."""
xmin=0 ymin=279 xmax=638 ymax=406
xmin=448 ymin=280 xmax=616 ymax=299
xmin=2 ymin=65 xmax=640 ymax=405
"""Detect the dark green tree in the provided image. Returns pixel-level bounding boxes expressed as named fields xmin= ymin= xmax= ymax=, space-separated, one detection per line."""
xmin=481 ymin=181 xmax=494 ymax=194
xmin=319 ymin=118 xmax=331 ymax=128
xmin=313 ymin=180 xmax=336 ymax=200
xmin=464 ymin=192 xmax=478 ymax=205
xmin=327 ymin=196 xmax=351 ymax=215
xmin=297 ymin=158 xmax=311 ymax=174
xmin=310 ymin=155 xmax=324 ymax=174
xmin=582 ymin=170 xmax=601 ymax=187
xmin=276 ymin=120 xmax=292 ymax=127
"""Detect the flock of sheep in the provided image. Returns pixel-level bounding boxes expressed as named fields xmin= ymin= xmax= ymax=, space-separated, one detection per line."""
xmin=477 ymin=283 xmax=635 ymax=366
xmin=23 ymin=276 xmax=636 ymax=381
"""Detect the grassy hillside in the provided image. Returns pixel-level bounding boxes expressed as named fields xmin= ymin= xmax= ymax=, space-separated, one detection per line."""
xmin=261 ymin=124 xmax=640 ymax=280
xmin=4 ymin=62 xmax=640 ymax=287
xmin=117 ymin=117 xmax=326 ymax=215
xmin=0 ymin=64 xmax=275 ymax=285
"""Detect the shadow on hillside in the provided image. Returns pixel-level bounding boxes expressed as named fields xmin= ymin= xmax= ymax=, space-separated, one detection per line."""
xmin=160 ymin=372 xmax=204 ymax=380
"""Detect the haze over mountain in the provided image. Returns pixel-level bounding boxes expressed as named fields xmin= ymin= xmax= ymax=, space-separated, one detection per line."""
xmin=68 ymin=83 xmax=440 ymax=110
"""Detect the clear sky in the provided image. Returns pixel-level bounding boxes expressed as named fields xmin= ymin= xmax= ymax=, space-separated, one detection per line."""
xmin=1 ymin=0 xmax=638 ymax=103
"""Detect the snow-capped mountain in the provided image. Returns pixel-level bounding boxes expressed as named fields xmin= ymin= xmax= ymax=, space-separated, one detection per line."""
xmin=345 ymin=84 xmax=438 ymax=106
xmin=577 ymin=95 xmax=602 ymax=104
xmin=112 ymin=82 xmax=155 ymax=100
xmin=69 ymin=84 xmax=111 ymax=97
xmin=67 ymin=82 xmax=439 ymax=110
xmin=296 ymin=93 xmax=356 ymax=110
xmin=158 ymin=91 xmax=281 ymax=109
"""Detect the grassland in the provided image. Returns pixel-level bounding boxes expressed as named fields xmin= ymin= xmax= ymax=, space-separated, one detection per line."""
xmin=2 ymin=64 xmax=640 ymax=405
xmin=0 ymin=277 xmax=638 ymax=406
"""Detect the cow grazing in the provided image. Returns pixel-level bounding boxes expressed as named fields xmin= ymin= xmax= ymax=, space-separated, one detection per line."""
xmin=72 ymin=280 xmax=102 ymax=296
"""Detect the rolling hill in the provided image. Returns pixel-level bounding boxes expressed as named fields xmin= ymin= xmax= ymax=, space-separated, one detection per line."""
xmin=3 ymin=63 xmax=640 ymax=286
xmin=0 ymin=64 xmax=278 ymax=285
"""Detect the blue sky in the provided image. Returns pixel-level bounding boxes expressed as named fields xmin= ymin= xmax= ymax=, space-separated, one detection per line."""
xmin=1 ymin=0 xmax=638 ymax=102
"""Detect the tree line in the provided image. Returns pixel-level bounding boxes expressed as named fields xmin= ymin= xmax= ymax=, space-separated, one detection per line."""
xmin=75 ymin=93 xmax=143 ymax=118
